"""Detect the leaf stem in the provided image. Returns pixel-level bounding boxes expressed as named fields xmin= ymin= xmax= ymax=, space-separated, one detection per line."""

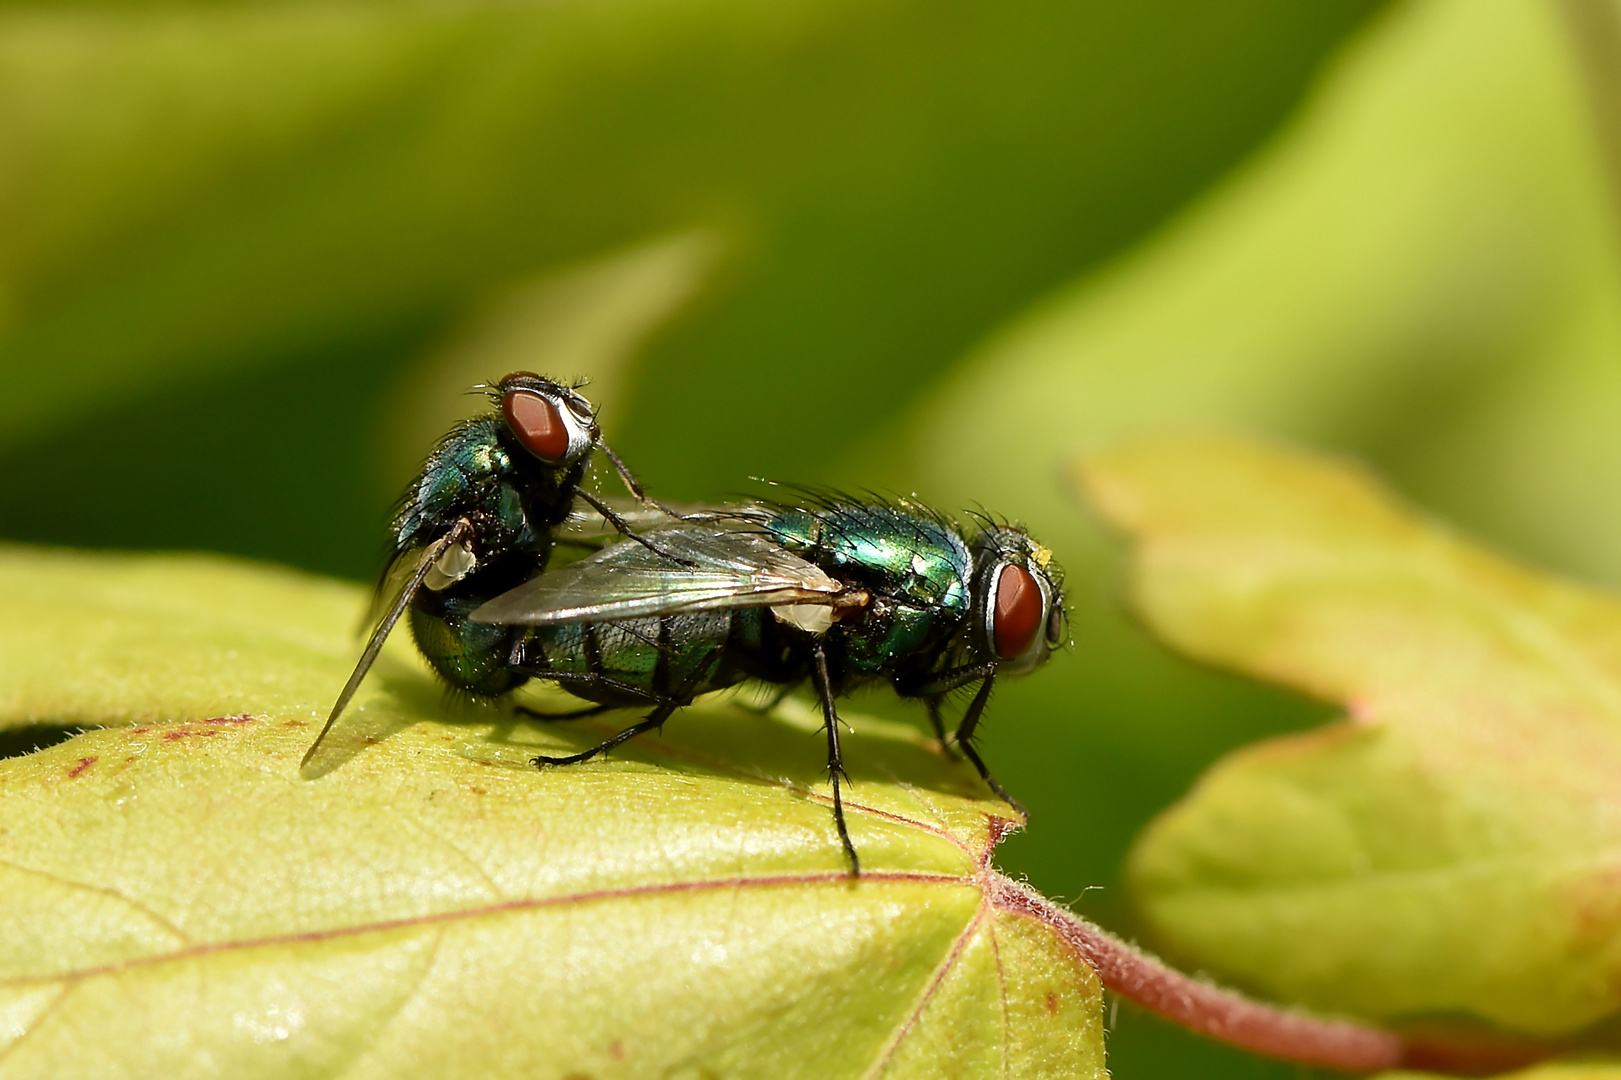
xmin=988 ymin=875 xmax=1552 ymax=1075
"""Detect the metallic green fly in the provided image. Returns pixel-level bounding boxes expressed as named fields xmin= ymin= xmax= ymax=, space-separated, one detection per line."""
xmin=470 ymin=494 xmax=1067 ymax=873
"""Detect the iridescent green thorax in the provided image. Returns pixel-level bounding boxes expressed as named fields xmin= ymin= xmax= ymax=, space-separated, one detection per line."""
xmin=767 ymin=503 xmax=972 ymax=674
xmin=395 ymin=420 xmax=510 ymax=542
xmin=767 ymin=504 xmax=971 ymax=612
xmin=392 ymin=417 xmax=581 ymax=567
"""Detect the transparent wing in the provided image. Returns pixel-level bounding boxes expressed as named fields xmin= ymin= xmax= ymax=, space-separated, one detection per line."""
xmin=470 ymin=524 xmax=860 ymax=625
xmin=357 ymin=544 xmax=426 ymax=636
xmin=302 ymin=523 xmax=468 ymax=767
xmin=553 ymin=497 xmax=766 ymax=545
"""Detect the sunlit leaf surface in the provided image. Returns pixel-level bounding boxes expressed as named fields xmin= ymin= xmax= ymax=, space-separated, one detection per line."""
xmin=1082 ymin=433 xmax=1621 ymax=1037
xmin=0 ymin=545 xmax=1104 ymax=1078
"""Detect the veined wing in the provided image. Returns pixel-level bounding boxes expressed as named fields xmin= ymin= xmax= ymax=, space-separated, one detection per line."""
xmin=470 ymin=524 xmax=863 ymax=625
xmin=357 ymin=543 xmax=429 ymax=636
xmin=553 ymin=497 xmax=768 ymax=545
xmin=303 ymin=521 xmax=471 ymax=767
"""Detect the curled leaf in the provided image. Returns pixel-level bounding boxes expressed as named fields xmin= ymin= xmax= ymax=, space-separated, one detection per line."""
xmin=1082 ymin=432 xmax=1621 ymax=1036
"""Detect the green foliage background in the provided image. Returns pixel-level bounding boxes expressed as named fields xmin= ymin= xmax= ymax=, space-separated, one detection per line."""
xmin=6 ymin=0 xmax=1621 ymax=1074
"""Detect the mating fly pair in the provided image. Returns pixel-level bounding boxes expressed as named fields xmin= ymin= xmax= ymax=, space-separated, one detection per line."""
xmin=308 ymin=372 xmax=1066 ymax=874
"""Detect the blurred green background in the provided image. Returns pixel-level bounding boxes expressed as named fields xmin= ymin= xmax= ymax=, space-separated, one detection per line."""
xmin=8 ymin=0 xmax=1621 ymax=1074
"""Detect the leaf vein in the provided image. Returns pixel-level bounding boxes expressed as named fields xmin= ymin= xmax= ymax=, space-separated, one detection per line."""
xmin=0 ymin=870 xmax=966 ymax=992
xmin=0 ymin=855 xmax=191 ymax=944
xmin=860 ymin=894 xmax=988 ymax=1080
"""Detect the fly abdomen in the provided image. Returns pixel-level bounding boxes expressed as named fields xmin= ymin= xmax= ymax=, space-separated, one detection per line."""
xmin=408 ymin=593 xmax=524 ymax=696
xmin=513 ymin=611 xmax=739 ymax=708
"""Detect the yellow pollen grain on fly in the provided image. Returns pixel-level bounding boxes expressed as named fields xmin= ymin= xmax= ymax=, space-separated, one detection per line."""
xmin=1031 ymin=544 xmax=1053 ymax=570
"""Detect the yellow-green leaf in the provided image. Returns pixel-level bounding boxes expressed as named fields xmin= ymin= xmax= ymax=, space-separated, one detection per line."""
xmin=0 ymin=544 xmax=1105 ymax=1077
xmin=1080 ymin=432 xmax=1621 ymax=1037
xmin=1383 ymin=1065 xmax=1621 ymax=1080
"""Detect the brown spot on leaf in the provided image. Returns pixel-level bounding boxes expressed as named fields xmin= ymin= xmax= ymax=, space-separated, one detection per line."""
xmin=608 ymin=1041 xmax=626 ymax=1060
xmin=282 ymin=720 xmax=309 ymax=729
xmin=67 ymin=756 xmax=97 ymax=778
xmin=986 ymin=815 xmax=1020 ymax=850
xmin=1045 ymin=990 xmax=1059 ymax=1016
xmin=469 ymin=786 xmax=487 ymax=796
xmin=163 ymin=729 xmax=219 ymax=741
xmin=204 ymin=714 xmax=255 ymax=725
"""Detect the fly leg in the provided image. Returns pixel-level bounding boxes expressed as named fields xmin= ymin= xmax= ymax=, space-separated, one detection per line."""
xmin=897 ymin=663 xmax=994 ymax=764
xmin=811 ymin=644 xmax=859 ymax=877
xmin=507 ymin=667 xmax=672 ymax=763
xmin=952 ymin=673 xmax=1027 ymax=818
xmin=522 ymin=646 xmax=718 ymax=767
xmin=924 ymin=697 xmax=960 ymax=760
xmin=901 ymin=661 xmax=997 ymax=698
xmin=598 ymin=441 xmax=686 ymax=519
xmin=532 ymin=703 xmax=680 ymax=767
xmin=573 ymin=489 xmax=699 ymax=568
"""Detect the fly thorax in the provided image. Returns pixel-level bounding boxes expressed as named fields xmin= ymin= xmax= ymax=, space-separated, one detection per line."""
xmin=884 ymin=604 xmax=944 ymax=656
xmin=515 ymin=456 xmax=587 ymax=529
xmin=394 ymin=419 xmax=513 ymax=551
xmin=485 ymin=482 xmax=536 ymax=547
xmin=831 ymin=598 xmax=930 ymax=674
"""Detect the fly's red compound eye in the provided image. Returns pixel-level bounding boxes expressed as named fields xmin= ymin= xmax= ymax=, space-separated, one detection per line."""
xmin=993 ymin=563 xmax=1043 ymax=660
xmin=502 ymin=389 xmax=570 ymax=462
